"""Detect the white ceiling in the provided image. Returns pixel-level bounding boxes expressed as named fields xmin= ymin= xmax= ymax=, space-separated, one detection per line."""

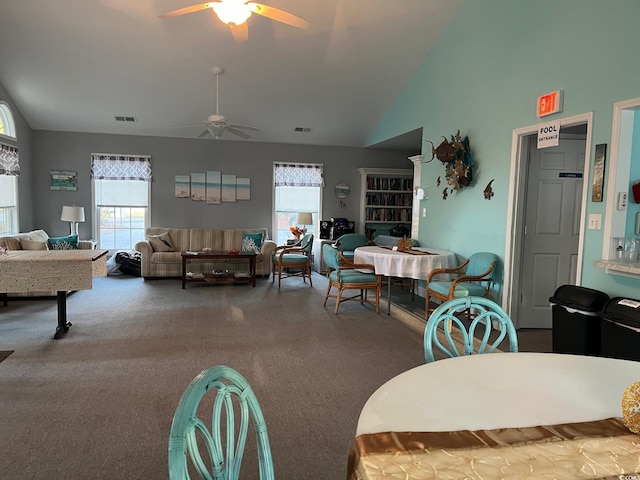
xmin=0 ymin=0 xmax=462 ymax=150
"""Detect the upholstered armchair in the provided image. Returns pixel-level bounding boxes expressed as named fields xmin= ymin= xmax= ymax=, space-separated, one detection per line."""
xmin=271 ymin=233 xmax=314 ymax=288
xmin=322 ymin=243 xmax=381 ymax=314
xmin=425 ymin=252 xmax=498 ymax=318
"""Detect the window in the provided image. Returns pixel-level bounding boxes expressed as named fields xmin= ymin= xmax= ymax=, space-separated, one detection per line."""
xmin=91 ymin=154 xmax=152 ymax=250
xmin=0 ymin=175 xmax=18 ymax=236
xmin=0 ymin=102 xmax=19 ymax=235
xmin=0 ymin=102 xmax=16 ymax=139
xmin=273 ymin=163 xmax=323 ymax=245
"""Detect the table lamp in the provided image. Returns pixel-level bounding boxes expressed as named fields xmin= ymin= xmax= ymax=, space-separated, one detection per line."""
xmin=296 ymin=212 xmax=313 ymax=234
xmin=61 ymin=205 xmax=85 ymax=236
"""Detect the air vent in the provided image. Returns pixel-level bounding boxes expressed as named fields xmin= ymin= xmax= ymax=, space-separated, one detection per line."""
xmin=115 ymin=116 xmax=137 ymax=122
xmin=294 ymin=127 xmax=312 ymax=133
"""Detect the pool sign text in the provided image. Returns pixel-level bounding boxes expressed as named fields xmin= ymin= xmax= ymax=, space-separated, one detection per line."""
xmin=537 ymin=90 xmax=563 ymax=118
xmin=537 ymin=120 xmax=561 ymax=149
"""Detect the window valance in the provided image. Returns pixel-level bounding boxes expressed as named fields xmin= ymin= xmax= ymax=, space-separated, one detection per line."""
xmin=0 ymin=142 xmax=19 ymax=176
xmin=90 ymin=153 xmax=152 ymax=181
xmin=274 ymin=163 xmax=323 ymax=187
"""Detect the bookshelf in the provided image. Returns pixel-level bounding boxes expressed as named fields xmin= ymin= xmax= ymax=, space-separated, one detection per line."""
xmin=358 ymin=168 xmax=413 ymax=239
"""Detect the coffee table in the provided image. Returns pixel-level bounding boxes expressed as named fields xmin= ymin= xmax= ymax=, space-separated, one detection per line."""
xmin=181 ymin=251 xmax=257 ymax=288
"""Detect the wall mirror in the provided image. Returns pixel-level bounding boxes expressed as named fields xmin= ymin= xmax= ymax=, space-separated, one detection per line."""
xmin=602 ymin=97 xmax=640 ymax=259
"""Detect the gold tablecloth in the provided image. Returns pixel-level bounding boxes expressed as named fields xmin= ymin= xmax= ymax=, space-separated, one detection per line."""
xmin=348 ymin=418 xmax=640 ymax=479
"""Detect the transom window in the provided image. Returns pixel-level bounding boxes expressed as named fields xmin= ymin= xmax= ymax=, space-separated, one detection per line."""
xmin=0 ymin=102 xmax=16 ymax=139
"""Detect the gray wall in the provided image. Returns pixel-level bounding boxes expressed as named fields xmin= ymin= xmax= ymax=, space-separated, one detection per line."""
xmin=31 ymin=130 xmax=413 ymax=240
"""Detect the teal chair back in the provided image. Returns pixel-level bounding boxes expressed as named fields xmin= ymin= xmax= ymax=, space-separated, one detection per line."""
xmin=335 ymin=234 xmax=368 ymax=260
xmin=424 ymin=297 xmax=518 ymax=363
xmin=299 ymin=233 xmax=313 ymax=254
xmin=168 ymin=366 xmax=274 ymax=480
xmin=466 ymin=252 xmax=498 ymax=278
xmin=323 ymin=242 xmax=341 ymax=271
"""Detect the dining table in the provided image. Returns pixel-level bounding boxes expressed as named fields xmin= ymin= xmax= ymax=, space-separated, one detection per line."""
xmin=354 ymin=245 xmax=457 ymax=315
xmin=348 ymin=352 xmax=640 ymax=479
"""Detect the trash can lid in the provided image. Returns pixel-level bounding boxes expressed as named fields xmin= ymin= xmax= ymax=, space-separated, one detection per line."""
xmin=601 ymin=297 xmax=640 ymax=328
xmin=549 ymin=284 xmax=610 ymax=312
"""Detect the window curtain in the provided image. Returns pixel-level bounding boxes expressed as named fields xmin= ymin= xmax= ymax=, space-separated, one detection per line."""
xmin=274 ymin=163 xmax=323 ymax=187
xmin=90 ymin=153 xmax=152 ymax=181
xmin=0 ymin=142 xmax=19 ymax=176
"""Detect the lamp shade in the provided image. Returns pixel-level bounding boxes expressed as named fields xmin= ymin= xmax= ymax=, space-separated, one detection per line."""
xmin=296 ymin=212 xmax=313 ymax=225
xmin=60 ymin=205 xmax=85 ymax=223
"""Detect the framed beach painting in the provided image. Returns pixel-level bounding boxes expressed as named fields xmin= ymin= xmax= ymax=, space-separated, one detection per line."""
xmin=175 ymin=175 xmax=190 ymax=198
xmin=222 ymin=174 xmax=236 ymax=202
xmin=190 ymin=173 xmax=206 ymax=201
xmin=236 ymin=177 xmax=250 ymax=200
xmin=206 ymin=171 xmax=222 ymax=204
xmin=50 ymin=170 xmax=78 ymax=191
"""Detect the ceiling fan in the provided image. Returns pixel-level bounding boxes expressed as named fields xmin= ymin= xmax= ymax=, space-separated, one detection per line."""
xmin=159 ymin=0 xmax=309 ymax=42
xmin=176 ymin=66 xmax=259 ymax=140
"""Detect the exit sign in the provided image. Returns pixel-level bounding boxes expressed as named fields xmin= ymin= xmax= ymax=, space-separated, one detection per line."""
xmin=536 ymin=90 xmax=563 ymax=118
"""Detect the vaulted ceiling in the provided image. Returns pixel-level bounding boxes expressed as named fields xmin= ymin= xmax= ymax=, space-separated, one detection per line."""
xmin=0 ymin=1 xmax=462 ymax=150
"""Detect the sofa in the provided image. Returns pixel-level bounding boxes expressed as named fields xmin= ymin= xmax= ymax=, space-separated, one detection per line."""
xmin=135 ymin=227 xmax=277 ymax=279
xmin=0 ymin=229 xmax=95 ymax=298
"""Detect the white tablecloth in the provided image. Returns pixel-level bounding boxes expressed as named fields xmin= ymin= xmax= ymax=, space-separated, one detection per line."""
xmin=356 ymin=352 xmax=640 ymax=435
xmin=354 ymin=246 xmax=456 ymax=281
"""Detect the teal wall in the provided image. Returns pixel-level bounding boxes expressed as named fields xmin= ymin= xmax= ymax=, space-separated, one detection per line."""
xmin=369 ymin=0 xmax=640 ymax=299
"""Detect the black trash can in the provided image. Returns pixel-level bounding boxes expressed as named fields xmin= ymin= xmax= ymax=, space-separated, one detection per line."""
xmin=600 ymin=297 xmax=640 ymax=361
xmin=549 ymin=285 xmax=610 ymax=356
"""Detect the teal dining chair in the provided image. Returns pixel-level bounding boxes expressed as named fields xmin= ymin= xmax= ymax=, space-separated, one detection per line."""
xmin=334 ymin=233 xmax=369 ymax=262
xmin=322 ymin=243 xmax=381 ymax=314
xmin=168 ymin=365 xmax=274 ymax=480
xmin=425 ymin=252 xmax=498 ymax=318
xmin=424 ymin=296 xmax=518 ymax=363
xmin=271 ymin=233 xmax=313 ymax=287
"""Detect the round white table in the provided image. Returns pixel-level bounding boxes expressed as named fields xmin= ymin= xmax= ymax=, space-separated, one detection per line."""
xmin=357 ymin=352 xmax=640 ymax=435
xmin=354 ymin=246 xmax=456 ymax=315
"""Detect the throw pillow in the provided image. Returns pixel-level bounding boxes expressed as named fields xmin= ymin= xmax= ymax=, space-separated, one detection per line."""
xmin=241 ymin=232 xmax=264 ymax=253
xmin=48 ymin=234 xmax=79 ymax=250
xmin=148 ymin=233 xmax=175 ymax=252
xmin=20 ymin=238 xmax=49 ymax=250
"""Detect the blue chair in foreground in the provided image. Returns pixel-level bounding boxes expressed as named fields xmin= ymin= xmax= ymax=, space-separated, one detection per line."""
xmin=322 ymin=243 xmax=381 ymax=314
xmin=424 ymin=297 xmax=518 ymax=363
xmin=334 ymin=233 xmax=369 ymax=262
xmin=425 ymin=252 xmax=498 ymax=318
xmin=168 ymin=365 xmax=274 ymax=480
xmin=271 ymin=233 xmax=313 ymax=288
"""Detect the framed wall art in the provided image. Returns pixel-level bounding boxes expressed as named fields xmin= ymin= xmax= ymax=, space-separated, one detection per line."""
xmin=592 ymin=143 xmax=607 ymax=202
xmin=175 ymin=175 xmax=190 ymax=198
xmin=50 ymin=170 xmax=78 ymax=191
xmin=236 ymin=177 xmax=250 ymax=200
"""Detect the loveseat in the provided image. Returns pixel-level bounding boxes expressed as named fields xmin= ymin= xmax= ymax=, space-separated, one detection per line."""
xmin=134 ymin=227 xmax=277 ymax=279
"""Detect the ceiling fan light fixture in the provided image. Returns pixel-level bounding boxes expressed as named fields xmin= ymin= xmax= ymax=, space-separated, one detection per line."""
xmin=209 ymin=126 xmax=227 ymax=138
xmin=212 ymin=1 xmax=251 ymax=26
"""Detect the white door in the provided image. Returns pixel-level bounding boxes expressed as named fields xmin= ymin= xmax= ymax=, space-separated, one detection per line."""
xmin=517 ymin=137 xmax=586 ymax=328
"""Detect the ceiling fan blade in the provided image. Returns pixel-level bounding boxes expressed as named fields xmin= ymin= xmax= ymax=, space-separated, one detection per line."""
xmin=172 ymin=123 xmax=206 ymax=128
xmin=230 ymin=22 xmax=249 ymax=42
xmin=159 ymin=2 xmax=216 ymax=18
xmin=197 ymin=129 xmax=211 ymax=138
xmin=226 ymin=127 xmax=251 ymax=139
xmin=229 ymin=123 xmax=259 ymax=132
xmin=248 ymin=3 xmax=309 ymax=29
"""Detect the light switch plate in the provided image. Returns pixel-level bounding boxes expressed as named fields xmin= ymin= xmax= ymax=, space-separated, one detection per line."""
xmin=588 ymin=213 xmax=602 ymax=230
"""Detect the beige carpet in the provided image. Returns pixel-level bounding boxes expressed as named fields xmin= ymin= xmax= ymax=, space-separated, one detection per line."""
xmin=0 ymin=273 xmax=434 ymax=480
